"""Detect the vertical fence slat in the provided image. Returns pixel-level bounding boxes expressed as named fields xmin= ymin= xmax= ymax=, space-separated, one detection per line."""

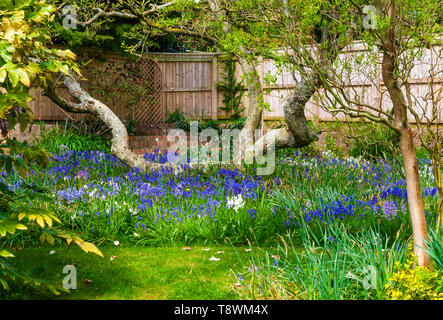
xmin=28 ymin=49 xmax=442 ymax=124
xmin=211 ymin=56 xmax=218 ymax=120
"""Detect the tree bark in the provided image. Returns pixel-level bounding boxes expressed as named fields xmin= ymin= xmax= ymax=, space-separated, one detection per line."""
xmin=235 ymin=57 xmax=264 ymax=163
xmin=398 ymin=127 xmax=431 ymax=267
xmin=381 ymin=1 xmax=430 ymax=267
xmin=45 ymin=75 xmax=166 ymax=170
xmin=282 ymin=78 xmax=319 ymax=147
xmin=252 ymin=77 xmax=318 ymax=154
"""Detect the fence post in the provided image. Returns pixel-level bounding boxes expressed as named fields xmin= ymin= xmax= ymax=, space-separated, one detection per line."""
xmin=211 ymin=56 xmax=218 ymax=120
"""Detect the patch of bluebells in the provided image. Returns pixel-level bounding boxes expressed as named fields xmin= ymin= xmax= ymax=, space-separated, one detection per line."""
xmin=277 ymin=152 xmax=439 ymax=227
xmin=1 ymin=149 xmax=270 ymax=231
xmin=0 ymin=148 xmax=439 ymax=238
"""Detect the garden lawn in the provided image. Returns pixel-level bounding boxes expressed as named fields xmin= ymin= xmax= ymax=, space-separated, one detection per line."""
xmin=7 ymin=245 xmax=255 ymax=300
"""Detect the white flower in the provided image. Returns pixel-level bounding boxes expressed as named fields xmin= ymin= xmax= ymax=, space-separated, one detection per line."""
xmin=306 ymin=200 xmax=312 ymax=208
xmin=134 ymin=232 xmax=140 ymax=238
xmin=49 ymin=250 xmax=55 ymax=255
xmin=202 ymin=248 xmax=211 ymax=251
xmin=114 ymin=240 xmax=120 ymax=246
xmin=245 ymin=248 xmax=252 ymax=252
xmin=217 ymin=251 xmax=225 ymax=254
xmin=345 ymin=272 xmax=358 ymax=280
xmin=227 ymin=194 xmax=245 ymax=212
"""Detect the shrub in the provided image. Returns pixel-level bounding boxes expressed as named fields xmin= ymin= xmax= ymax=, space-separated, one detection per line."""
xmin=217 ymin=56 xmax=245 ymax=120
xmin=349 ymin=123 xmax=400 ymax=161
xmin=166 ymin=109 xmax=190 ymax=131
xmin=425 ymin=227 xmax=443 ymax=272
xmin=199 ymin=119 xmax=221 ymax=134
xmin=384 ymin=243 xmax=443 ymax=300
xmin=36 ymin=125 xmax=111 ymax=153
xmin=0 ymin=138 xmax=103 ymax=295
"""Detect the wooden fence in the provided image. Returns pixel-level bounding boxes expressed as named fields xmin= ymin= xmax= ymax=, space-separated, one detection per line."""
xmin=29 ymin=45 xmax=443 ymax=124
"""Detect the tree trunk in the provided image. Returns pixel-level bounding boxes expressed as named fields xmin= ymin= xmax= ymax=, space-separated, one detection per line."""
xmin=45 ymin=75 xmax=165 ymax=170
xmin=381 ymin=1 xmax=430 ymax=266
xmin=283 ymin=77 xmax=318 ymax=147
xmin=234 ymin=57 xmax=264 ymax=164
xmin=399 ymin=127 xmax=431 ymax=267
xmin=382 ymin=63 xmax=430 ymax=268
xmin=253 ymin=76 xmax=318 ymax=154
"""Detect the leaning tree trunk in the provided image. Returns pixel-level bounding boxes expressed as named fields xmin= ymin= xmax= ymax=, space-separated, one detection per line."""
xmin=45 ymin=75 xmax=164 ymax=170
xmin=253 ymin=76 xmax=318 ymax=154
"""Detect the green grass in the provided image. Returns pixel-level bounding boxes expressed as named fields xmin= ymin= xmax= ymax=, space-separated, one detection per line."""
xmin=4 ymin=245 xmax=256 ymax=300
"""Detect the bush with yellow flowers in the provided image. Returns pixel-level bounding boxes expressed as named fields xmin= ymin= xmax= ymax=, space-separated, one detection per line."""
xmin=384 ymin=243 xmax=443 ymax=300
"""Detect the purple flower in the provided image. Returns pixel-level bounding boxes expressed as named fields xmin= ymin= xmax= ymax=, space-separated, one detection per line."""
xmin=75 ymin=169 xmax=89 ymax=180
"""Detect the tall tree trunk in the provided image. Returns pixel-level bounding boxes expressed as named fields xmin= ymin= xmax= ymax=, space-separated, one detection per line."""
xmin=398 ymin=127 xmax=431 ymax=267
xmin=381 ymin=1 xmax=430 ymax=267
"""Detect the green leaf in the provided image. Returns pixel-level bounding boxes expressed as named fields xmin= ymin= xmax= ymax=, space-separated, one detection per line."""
xmin=0 ymin=69 xmax=6 ymax=83
xmin=8 ymin=69 xmax=19 ymax=87
xmin=0 ymin=249 xmax=14 ymax=258
xmin=15 ymin=69 xmax=31 ymax=87
xmin=0 ymin=278 xmax=10 ymax=290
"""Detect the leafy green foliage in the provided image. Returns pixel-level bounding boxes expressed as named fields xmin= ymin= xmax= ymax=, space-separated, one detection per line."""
xmin=234 ymin=227 xmax=408 ymax=300
xmin=36 ymin=125 xmax=111 ymax=153
xmin=0 ymin=1 xmax=103 ymax=295
xmin=425 ymin=228 xmax=443 ymax=272
xmin=349 ymin=123 xmax=400 ymax=161
xmin=0 ymin=0 xmax=80 ymax=130
xmin=384 ymin=243 xmax=443 ymax=300
xmin=217 ymin=56 xmax=244 ymax=119
xmin=166 ymin=108 xmax=190 ymax=131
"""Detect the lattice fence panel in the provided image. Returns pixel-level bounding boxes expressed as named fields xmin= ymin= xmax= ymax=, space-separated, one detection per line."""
xmin=131 ymin=58 xmax=164 ymax=124
xmin=77 ymin=54 xmax=163 ymax=124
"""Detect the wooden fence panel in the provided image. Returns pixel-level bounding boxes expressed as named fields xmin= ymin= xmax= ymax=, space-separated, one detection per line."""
xmin=28 ymin=46 xmax=442 ymax=124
